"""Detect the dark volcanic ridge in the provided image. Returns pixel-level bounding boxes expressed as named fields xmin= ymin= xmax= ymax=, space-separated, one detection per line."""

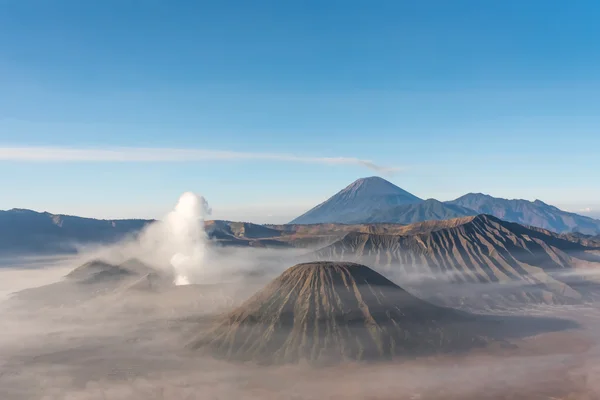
xmin=0 ymin=208 xmax=151 ymax=255
xmin=315 ymin=214 xmax=600 ymax=309
xmin=189 ymin=261 xmax=493 ymax=365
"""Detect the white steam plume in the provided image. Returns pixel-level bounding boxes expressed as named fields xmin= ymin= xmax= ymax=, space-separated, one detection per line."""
xmin=131 ymin=192 xmax=211 ymax=285
xmin=75 ymin=190 xmax=300 ymax=287
xmin=165 ymin=192 xmax=211 ymax=285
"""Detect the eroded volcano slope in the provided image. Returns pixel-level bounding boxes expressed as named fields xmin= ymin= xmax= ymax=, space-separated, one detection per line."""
xmin=315 ymin=215 xmax=600 ymax=307
xmin=190 ymin=262 xmax=490 ymax=364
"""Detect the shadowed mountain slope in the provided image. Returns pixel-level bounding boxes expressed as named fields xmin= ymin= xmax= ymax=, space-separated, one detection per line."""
xmin=364 ymin=198 xmax=477 ymax=224
xmin=290 ymin=176 xmax=423 ymax=224
xmin=559 ymin=232 xmax=600 ymax=248
xmin=447 ymin=193 xmax=600 ymax=235
xmin=0 ymin=208 xmax=151 ymax=255
xmin=190 ymin=261 xmax=491 ymax=364
xmin=315 ymin=215 xmax=600 ymax=307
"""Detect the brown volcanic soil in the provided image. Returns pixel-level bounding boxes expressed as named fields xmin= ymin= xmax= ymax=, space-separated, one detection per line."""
xmin=316 ymin=215 xmax=600 ymax=308
xmin=189 ymin=261 xmax=492 ymax=365
xmin=206 ymin=219 xmax=420 ymax=248
xmin=170 ymin=216 xmax=600 ymax=310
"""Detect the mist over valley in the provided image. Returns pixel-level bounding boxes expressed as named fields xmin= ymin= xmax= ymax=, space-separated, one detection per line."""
xmin=3 ymin=183 xmax=600 ymax=399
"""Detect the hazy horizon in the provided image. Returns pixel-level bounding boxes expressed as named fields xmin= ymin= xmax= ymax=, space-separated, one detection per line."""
xmin=2 ymin=186 xmax=599 ymax=224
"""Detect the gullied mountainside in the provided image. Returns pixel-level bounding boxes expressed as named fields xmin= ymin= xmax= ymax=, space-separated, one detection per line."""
xmin=364 ymin=198 xmax=476 ymax=224
xmin=190 ymin=262 xmax=490 ymax=364
xmin=290 ymin=176 xmax=423 ymax=224
xmin=315 ymin=215 xmax=600 ymax=308
xmin=0 ymin=208 xmax=152 ymax=254
xmin=559 ymin=232 xmax=600 ymax=248
xmin=447 ymin=193 xmax=600 ymax=235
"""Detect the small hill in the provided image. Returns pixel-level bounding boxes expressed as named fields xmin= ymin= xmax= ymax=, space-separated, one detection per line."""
xmin=290 ymin=176 xmax=423 ymax=224
xmin=66 ymin=258 xmax=159 ymax=284
xmin=447 ymin=193 xmax=600 ymax=235
xmin=189 ymin=261 xmax=491 ymax=364
xmin=9 ymin=258 xmax=167 ymax=308
xmin=364 ymin=198 xmax=477 ymax=224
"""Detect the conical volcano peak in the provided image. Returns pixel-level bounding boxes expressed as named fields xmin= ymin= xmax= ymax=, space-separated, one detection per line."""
xmin=277 ymin=261 xmax=399 ymax=289
xmin=290 ymin=177 xmax=423 ymax=224
xmin=190 ymin=261 xmax=491 ymax=365
xmin=341 ymin=176 xmax=419 ymax=198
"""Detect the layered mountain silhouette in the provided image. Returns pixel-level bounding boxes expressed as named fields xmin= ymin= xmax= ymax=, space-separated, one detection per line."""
xmin=289 ymin=177 xmax=600 ymax=235
xmin=290 ymin=176 xmax=423 ymax=224
xmin=0 ymin=208 xmax=151 ymax=254
xmin=190 ymin=261 xmax=491 ymax=364
xmin=364 ymin=198 xmax=476 ymax=224
xmin=560 ymin=232 xmax=600 ymax=247
xmin=447 ymin=193 xmax=600 ymax=235
xmin=315 ymin=215 xmax=600 ymax=308
xmin=3 ymin=177 xmax=599 ymax=254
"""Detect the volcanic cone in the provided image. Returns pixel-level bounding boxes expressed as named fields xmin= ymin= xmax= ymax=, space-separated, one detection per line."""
xmin=190 ymin=261 xmax=491 ymax=364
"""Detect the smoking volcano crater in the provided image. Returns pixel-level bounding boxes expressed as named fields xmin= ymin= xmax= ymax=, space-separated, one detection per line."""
xmin=189 ymin=261 xmax=494 ymax=365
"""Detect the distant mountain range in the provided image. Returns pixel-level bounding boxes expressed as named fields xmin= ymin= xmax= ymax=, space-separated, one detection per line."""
xmin=363 ymin=198 xmax=477 ymax=224
xmin=6 ymin=202 xmax=600 ymax=311
xmin=18 ymin=213 xmax=600 ymax=313
xmin=2 ymin=176 xmax=599 ymax=255
xmin=447 ymin=193 xmax=600 ymax=235
xmin=0 ymin=208 xmax=152 ymax=255
xmin=290 ymin=176 xmax=600 ymax=235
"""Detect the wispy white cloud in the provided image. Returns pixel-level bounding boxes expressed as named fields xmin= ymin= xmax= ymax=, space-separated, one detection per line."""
xmin=0 ymin=146 xmax=401 ymax=174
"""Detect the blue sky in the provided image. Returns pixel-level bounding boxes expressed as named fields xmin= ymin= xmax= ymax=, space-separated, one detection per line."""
xmin=1 ymin=0 xmax=599 ymax=222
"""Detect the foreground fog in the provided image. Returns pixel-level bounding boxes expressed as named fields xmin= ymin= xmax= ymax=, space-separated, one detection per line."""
xmin=2 ymin=248 xmax=600 ymax=400
xmin=2 ymin=194 xmax=600 ymax=399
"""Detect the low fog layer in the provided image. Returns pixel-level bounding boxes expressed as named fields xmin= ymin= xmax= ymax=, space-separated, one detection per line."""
xmin=2 ymin=193 xmax=600 ymax=399
xmin=0 ymin=256 xmax=80 ymax=300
